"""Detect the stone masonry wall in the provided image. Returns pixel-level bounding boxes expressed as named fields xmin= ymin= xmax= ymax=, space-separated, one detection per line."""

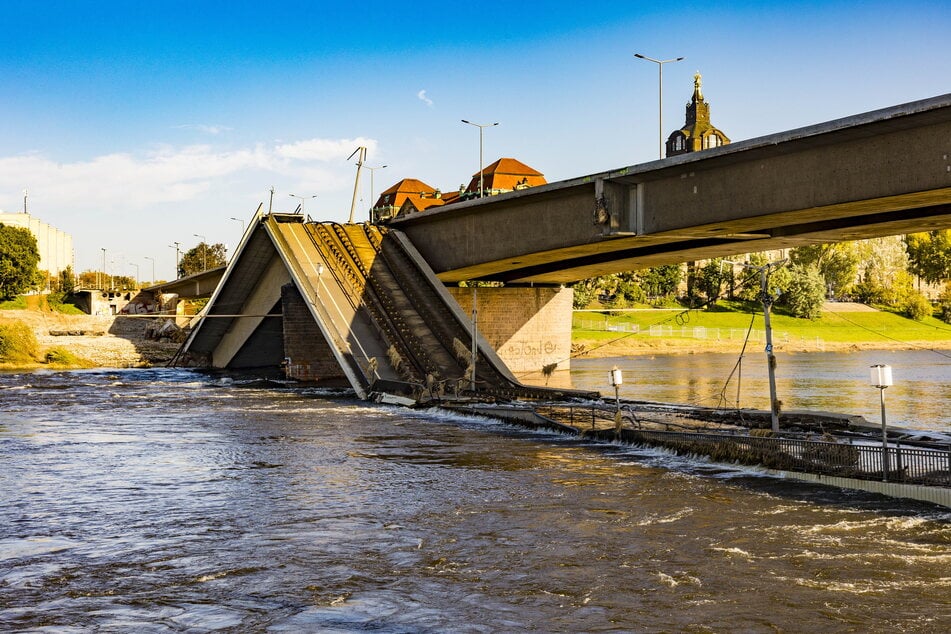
xmin=281 ymin=284 xmax=346 ymax=382
xmin=448 ymin=286 xmax=573 ymax=375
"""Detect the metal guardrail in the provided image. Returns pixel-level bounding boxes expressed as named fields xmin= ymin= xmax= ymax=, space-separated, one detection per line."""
xmin=534 ymin=405 xmax=951 ymax=488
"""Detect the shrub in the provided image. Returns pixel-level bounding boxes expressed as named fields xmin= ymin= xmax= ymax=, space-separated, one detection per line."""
xmin=778 ymin=265 xmax=825 ymax=320
xmin=902 ymin=292 xmax=933 ymax=321
xmin=0 ymin=321 xmax=40 ymax=363
xmin=44 ymin=347 xmax=94 ymax=367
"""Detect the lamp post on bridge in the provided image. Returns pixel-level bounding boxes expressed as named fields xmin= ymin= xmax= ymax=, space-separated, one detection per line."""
xmin=169 ymin=242 xmax=181 ymax=278
xmin=193 ymin=234 xmax=207 ymax=271
xmin=289 ymin=193 xmax=316 ymax=215
xmin=365 ymin=164 xmax=387 ymax=221
xmin=144 ymin=256 xmax=155 ymax=286
xmin=634 ymin=52 xmax=685 ymax=159
xmin=461 ymin=119 xmax=498 ymax=198
xmin=99 ymin=248 xmax=106 ymax=290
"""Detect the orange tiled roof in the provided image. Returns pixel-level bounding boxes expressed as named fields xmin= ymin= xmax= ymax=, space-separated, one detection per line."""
xmin=465 ymin=157 xmax=546 ymax=195
xmin=374 ymin=178 xmax=437 ymax=211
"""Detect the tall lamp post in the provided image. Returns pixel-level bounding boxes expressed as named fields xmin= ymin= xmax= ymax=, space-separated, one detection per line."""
xmin=131 ymin=263 xmax=139 ymax=289
xmin=870 ymin=364 xmax=894 ymax=482
xmin=144 ymin=256 xmax=155 ymax=286
xmin=365 ymin=164 xmax=387 ymax=221
xmin=634 ymin=52 xmax=685 ymax=159
xmin=100 ymin=248 xmax=106 ymax=290
xmin=229 ymin=216 xmax=245 ymax=233
xmin=169 ymin=242 xmax=181 ymax=278
xmin=461 ymin=119 xmax=498 ymax=198
xmin=193 ymin=234 xmax=207 ymax=271
xmin=289 ymin=193 xmax=316 ymax=215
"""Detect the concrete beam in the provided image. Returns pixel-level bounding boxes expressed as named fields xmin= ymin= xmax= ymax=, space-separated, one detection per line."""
xmin=392 ymin=94 xmax=951 ymax=283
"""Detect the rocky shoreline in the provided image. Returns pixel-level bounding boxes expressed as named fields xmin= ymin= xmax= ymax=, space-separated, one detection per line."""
xmin=0 ymin=310 xmax=182 ymax=369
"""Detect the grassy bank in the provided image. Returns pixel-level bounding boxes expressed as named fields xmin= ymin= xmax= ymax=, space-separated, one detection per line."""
xmin=572 ymin=302 xmax=951 ymax=357
xmin=0 ymin=320 xmax=96 ymax=369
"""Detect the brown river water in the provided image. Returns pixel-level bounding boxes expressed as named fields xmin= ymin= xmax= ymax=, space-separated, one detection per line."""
xmin=1 ymin=365 xmax=950 ymax=632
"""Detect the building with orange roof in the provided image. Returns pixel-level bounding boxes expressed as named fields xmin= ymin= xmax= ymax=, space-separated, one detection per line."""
xmin=371 ymin=178 xmax=439 ymax=222
xmin=462 ymin=157 xmax=547 ymax=199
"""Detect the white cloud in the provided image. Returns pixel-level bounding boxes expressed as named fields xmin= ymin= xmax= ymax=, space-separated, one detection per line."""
xmin=173 ymin=124 xmax=233 ymax=135
xmin=0 ymin=136 xmax=380 ymax=212
xmin=417 ymin=89 xmax=434 ymax=107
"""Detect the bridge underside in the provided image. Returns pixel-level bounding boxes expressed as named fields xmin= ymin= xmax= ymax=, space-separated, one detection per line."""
xmin=392 ymin=94 xmax=951 ymax=284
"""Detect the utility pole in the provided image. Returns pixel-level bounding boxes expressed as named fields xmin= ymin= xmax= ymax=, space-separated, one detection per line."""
xmin=348 ymin=146 xmax=367 ymax=223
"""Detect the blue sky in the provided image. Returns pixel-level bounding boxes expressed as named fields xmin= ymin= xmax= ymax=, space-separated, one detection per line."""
xmin=1 ymin=1 xmax=948 ymax=279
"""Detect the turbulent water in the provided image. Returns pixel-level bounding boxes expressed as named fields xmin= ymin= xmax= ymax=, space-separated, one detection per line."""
xmin=2 ymin=368 xmax=950 ymax=632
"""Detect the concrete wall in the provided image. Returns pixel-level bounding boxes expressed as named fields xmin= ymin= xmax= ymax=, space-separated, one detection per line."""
xmin=448 ymin=286 xmax=573 ymax=375
xmin=281 ymin=284 xmax=347 ymax=383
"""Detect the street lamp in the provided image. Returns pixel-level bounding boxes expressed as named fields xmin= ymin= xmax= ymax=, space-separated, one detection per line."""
xmin=289 ymin=193 xmax=316 ymax=214
xmin=144 ymin=256 xmax=155 ymax=286
xmin=609 ymin=366 xmax=623 ymax=414
xmin=365 ymin=164 xmax=387 ymax=220
xmin=131 ymin=263 xmax=139 ymax=289
xmin=461 ymin=119 xmax=499 ymax=198
xmin=229 ymin=216 xmax=245 ymax=233
xmin=193 ymin=234 xmax=207 ymax=271
xmin=634 ymin=52 xmax=685 ymax=159
xmin=169 ymin=242 xmax=181 ymax=278
xmin=870 ymin=364 xmax=894 ymax=482
xmin=100 ymin=248 xmax=106 ymax=290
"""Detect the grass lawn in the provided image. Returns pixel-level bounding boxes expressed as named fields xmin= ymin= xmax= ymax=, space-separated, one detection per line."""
xmin=573 ymin=302 xmax=951 ymax=349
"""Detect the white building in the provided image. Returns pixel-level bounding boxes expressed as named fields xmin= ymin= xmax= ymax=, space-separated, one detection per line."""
xmin=0 ymin=211 xmax=74 ymax=277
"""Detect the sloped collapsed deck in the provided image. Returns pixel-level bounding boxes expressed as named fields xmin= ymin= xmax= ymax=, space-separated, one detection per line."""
xmin=179 ymin=213 xmax=590 ymax=403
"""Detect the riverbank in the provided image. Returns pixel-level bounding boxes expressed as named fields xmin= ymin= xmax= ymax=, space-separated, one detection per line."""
xmin=572 ymin=302 xmax=951 ymax=358
xmin=0 ymin=310 xmax=180 ymax=369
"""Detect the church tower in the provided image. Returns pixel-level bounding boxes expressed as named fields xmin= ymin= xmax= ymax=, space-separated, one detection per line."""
xmin=666 ymin=72 xmax=730 ymax=157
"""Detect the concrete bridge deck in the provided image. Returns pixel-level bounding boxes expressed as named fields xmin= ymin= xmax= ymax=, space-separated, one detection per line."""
xmin=392 ymin=93 xmax=951 ymax=283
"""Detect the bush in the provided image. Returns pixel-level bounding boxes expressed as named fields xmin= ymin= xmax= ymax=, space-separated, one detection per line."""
xmin=902 ymin=292 xmax=933 ymax=321
xmin=44 ymin=347 xmax=94 ymax=367
xmin=0 ymin=321 xmax=39 ymax=363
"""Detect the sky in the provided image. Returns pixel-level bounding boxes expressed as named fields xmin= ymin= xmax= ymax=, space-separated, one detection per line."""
xmin=1 ymin=0 xmax=948 ymax=281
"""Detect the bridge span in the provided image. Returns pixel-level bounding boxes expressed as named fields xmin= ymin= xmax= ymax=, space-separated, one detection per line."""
xmin=180 ymin=93 xmax=951 ymax=400
xmin=392 ymin=93 xmax=951 ymax=284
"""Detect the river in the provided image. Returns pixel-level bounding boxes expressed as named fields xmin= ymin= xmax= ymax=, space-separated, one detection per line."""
xmin=572 ymin=349 xmax=951 ymax=432
xmin=1 ymin=366 xmax=950 ymax=632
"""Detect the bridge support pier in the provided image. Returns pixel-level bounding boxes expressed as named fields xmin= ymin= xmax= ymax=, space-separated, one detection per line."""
xmin=448 ymin=286 xmax=573 ymax=383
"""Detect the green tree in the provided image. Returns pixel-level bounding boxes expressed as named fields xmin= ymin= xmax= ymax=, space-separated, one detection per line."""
xmin=854 ymin=236 xmax=913 ymax=306
xmin=638 ymin=264 xmax=682 ymax=298
xmin=778 ymin=264 xmax=826 ymax=319
xmin=0 ymin=223 xmax=42 ymax=300
xmin=791 ymin=242 xmax=861 ymax=298
xmin=905 ymin=230 xmax=951 ymax=286
xmin=58 ymin=266 xmax=76 ymax=295
xmin=179 ymin=242 xmax=227 ymax=277
xmin=695 ymin=259 xmax=728 ymax=303
xmin=570 ymin=278 xmax=598 ymax=309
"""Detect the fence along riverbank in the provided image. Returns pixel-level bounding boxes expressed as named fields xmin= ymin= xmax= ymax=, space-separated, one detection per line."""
xmin=450 ymin=401 xmax=951 ymax=509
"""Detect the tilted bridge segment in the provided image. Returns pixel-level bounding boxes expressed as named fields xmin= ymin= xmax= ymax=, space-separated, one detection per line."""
xmin=180 ymin=214 xmax=592 ymax=402
xmin=391 ymin=93 xmax=951 ymax=284
xmin=179 ymin=94 xmax=950 ymax=402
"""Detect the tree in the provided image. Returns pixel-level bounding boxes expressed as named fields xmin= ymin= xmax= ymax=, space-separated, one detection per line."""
xmin=57 ymin=266 xmax=76 ymax=295
xmin=905 ymin=230 xmax=951 ymax=286
xmin=638 ymin=264 xmax=682 ymax=298
xmin=778 ymin=264 xmax=826 ymax=319
xmin=695 ymin=259 xmax=729 ymax=303
xmin=0 ymin=223 xmax=42 ymax=300
xmin=179 ymin=242 xmax=227 ymax=277
xmin=853 ymin=236 xmax=913 ymax=306
xmin=791 ymin=242 xmax=861 ymax=299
